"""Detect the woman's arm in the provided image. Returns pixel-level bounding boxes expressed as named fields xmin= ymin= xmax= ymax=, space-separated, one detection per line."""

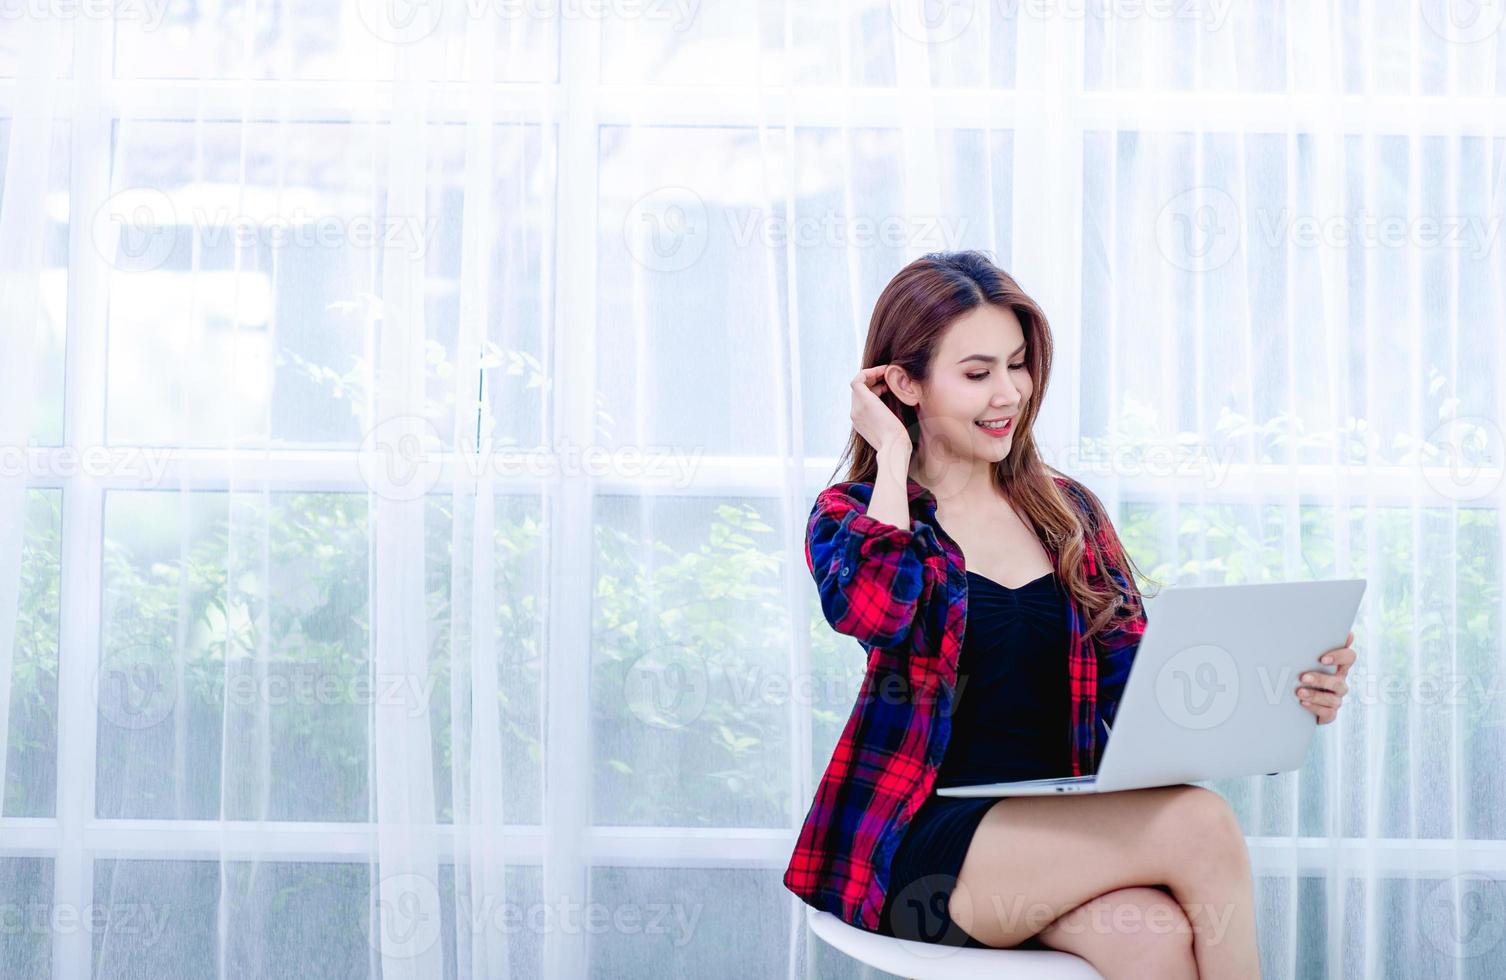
xmin=806 ymin=450 xmax=935 ymax=649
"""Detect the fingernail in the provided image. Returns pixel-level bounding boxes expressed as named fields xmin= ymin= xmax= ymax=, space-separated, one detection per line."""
xmin=1321 ymin=655 xmax=1332 ymax=664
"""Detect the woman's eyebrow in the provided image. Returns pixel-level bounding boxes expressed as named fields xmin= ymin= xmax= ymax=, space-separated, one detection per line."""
xmin=957 ymin=342 xmax=1027 ymax=365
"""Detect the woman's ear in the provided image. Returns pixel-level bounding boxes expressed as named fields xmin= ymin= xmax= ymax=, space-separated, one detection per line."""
xmin=886 ymin=364 xmax=921 ymax=407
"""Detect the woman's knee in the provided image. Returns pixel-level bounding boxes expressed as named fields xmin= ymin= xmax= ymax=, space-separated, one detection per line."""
xmin=1162 ymin=785 xmax=1252 ymax=882
xmin=1036 ymin=886 xmax=1195 ymax=977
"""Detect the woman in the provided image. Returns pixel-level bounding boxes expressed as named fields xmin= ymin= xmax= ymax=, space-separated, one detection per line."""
xmin=784 ymin=251 xmax=1356 ymax=980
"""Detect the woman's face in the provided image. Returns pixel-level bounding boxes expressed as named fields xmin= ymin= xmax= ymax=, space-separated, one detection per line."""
xmin=901 ymin=303 xmax=1033 ymax=476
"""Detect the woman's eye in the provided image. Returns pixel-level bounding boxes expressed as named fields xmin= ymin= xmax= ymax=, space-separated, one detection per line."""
xmin=968 ymin=364 xmax=1025 ymax=380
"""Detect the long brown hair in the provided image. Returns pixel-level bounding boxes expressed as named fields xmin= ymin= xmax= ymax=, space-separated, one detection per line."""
xmin=827 ymin=249 xmax=1158 ymax=643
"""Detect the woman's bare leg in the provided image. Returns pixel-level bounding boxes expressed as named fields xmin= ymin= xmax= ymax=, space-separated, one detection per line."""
xmin=1034 ymin=885 xmax=1197 ymax=980
xmin=946 ymin=784 xmax=1261 ymax=980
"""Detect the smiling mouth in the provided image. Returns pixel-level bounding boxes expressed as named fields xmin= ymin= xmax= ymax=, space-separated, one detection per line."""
xmin=974 ymin=417 xmax=1014 ymax=433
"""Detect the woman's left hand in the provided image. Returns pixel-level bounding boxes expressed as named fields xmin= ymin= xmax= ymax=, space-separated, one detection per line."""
xmin=1296 ymin=630 xmax=1356 ymax=725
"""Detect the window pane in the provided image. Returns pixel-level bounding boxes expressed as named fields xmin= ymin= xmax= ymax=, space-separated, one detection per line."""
xmin=92 ymin=859 xmax=371 ymax=979
xmin=6 ymin=490 xmax=60 ymax=818
xmin=100 ymin=121 xmax=504 ymax=449
xmin=0 ymin=119 xmax=70 ymax=447
xmin=592 ymin=494 xmax=792 ymax=827
xmin=0 ymin=857 xmax=51 ymax=980
xmin=479 ymin=123 xmax=554 ymax=453
xmin=1081 ymin=131 xmax=1506 ymax=477
xmin=588 ymin=867 xmax=789 ymax=978
xmin=97 ymin=491 xmax=372 ymax=821
xmin=427 ymin=492 xmax=544 ymax=827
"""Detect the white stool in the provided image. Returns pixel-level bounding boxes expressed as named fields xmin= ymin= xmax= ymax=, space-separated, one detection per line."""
xmin=806 ymin=906 xmax=1106 ymax=980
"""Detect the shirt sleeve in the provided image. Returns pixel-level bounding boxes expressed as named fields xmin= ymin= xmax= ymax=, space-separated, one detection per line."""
xmin=1086 ymin=497 xmax=1149 ymax=732
xmin=804 ymin=486 xmax=938 ymax=650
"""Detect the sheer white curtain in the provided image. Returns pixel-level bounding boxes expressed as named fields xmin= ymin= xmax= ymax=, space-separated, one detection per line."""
xmin=0 ymin=2 xmax=1503 ymax=979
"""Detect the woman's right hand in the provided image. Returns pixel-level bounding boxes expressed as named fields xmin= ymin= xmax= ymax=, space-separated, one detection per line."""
xmin=850 ymin=365 xmax=911 ymax=457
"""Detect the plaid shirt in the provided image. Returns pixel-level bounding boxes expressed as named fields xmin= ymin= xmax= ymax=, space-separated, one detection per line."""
xmin=783 ymin=473 xmax=1148 ymax=932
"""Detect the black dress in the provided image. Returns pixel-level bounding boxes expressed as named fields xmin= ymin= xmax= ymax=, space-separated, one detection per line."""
xmin=874 ymin=568 xmax=1074 ymax=949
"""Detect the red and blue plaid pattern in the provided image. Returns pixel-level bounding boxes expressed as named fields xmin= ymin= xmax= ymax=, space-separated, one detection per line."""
xmin=784 ymin=473 xmax=1148 ymax=932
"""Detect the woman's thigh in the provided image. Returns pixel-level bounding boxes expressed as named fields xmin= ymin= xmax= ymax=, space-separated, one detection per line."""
xmin=946 ymin=783 xmax=1247 ymax=949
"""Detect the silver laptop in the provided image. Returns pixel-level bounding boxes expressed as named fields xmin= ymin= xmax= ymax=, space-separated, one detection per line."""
xmin=936 ymin=577 xmax=1367 ymax=797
